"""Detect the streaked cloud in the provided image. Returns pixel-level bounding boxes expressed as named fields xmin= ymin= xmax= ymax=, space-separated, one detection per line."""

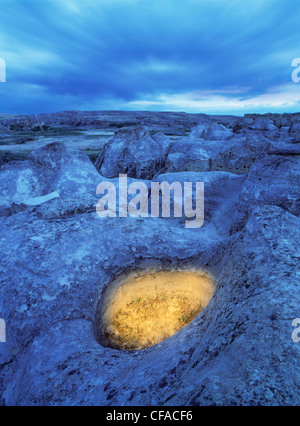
xmin=126 ymin=84 xmax=300 ymax=115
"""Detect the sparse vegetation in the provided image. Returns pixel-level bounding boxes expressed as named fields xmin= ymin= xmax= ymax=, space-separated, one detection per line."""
xmin=108 ymin=292 xmax=203 ymax=351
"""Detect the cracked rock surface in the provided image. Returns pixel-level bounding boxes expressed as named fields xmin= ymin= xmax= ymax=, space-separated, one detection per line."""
xmin=0 ymin=113 xmax=299 ymax=406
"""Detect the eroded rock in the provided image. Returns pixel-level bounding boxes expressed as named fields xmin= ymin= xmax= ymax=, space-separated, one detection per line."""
xmin=95 ymin=127 xmax=172 ymax=179
xmin=0 ymin=113 xmax=299 ymax=406
xmin=0 ymin=142 xmax=101 ymax=216
xmin=166 ymin=131 xmax=270 ymax=175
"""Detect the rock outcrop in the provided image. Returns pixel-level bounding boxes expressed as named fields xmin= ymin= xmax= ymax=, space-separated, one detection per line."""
xmin=0 ymin=113 xmax=299 ymax=406
xmin=0 ymin=142 xmax=101 ymax=217
xmin=95 ymin=127 xmax=172 ymax=179
xmin=165 ymin=129 xmax=270 ymax=175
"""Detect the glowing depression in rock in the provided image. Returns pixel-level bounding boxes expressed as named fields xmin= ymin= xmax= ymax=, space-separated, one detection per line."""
xmin=96 ymin=270 xmax=215 ymax=351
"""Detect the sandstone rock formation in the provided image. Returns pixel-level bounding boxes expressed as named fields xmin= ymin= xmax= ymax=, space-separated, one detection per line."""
xmin=95 ymin=127 xmax=172 ymax=179
xmin=0 ymin=143 xmax=101 ymax=217
xmin=165 ymin=128 xmax=271 ymax=175
xmin=0 ymin=113 xmax=299 ymax=406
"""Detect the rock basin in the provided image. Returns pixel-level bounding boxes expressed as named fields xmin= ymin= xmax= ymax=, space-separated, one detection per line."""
xmin=0 ymin=112 xmax=299 ymax=406
xmin=96 ymin=270 xmax=215 ymax=351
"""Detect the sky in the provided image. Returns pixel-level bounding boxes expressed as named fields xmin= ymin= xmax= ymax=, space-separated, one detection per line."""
xmin=0 ymin=0 xmax=300 ymax=115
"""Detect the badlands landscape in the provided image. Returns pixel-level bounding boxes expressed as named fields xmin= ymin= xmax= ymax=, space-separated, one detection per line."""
xmin=0 ymin=111 xmax=299 ymax=406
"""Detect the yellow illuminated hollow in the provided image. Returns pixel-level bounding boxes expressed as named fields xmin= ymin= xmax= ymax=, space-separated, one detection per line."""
xmin=96 ymin=270 xmax=215 ymax=351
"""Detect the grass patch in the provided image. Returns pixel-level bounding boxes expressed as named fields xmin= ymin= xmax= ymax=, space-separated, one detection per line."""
xmin=108 ymin=292 xmax=203 ymax=351
xmin=98 ymin=271 xmax=215 ymax=351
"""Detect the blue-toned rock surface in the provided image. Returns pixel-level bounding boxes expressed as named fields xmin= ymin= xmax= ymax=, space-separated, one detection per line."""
xmin=0 ymin=143 xmax=102 ymax=217
xmin=95 ymin=127 xmax=172 ymax=179
xmin=0 ymin=113 xmax=299 ymax=406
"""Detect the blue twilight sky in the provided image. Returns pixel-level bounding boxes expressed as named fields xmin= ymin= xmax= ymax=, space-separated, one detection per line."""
xmin=0 ymin=0 xmax=300 ymax=115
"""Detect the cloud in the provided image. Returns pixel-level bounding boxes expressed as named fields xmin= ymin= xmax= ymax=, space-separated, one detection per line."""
xmin=125 ymin=84 xmax=300 ymax=114
xmin=0 ymin=0 xmax=300 ymax=114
